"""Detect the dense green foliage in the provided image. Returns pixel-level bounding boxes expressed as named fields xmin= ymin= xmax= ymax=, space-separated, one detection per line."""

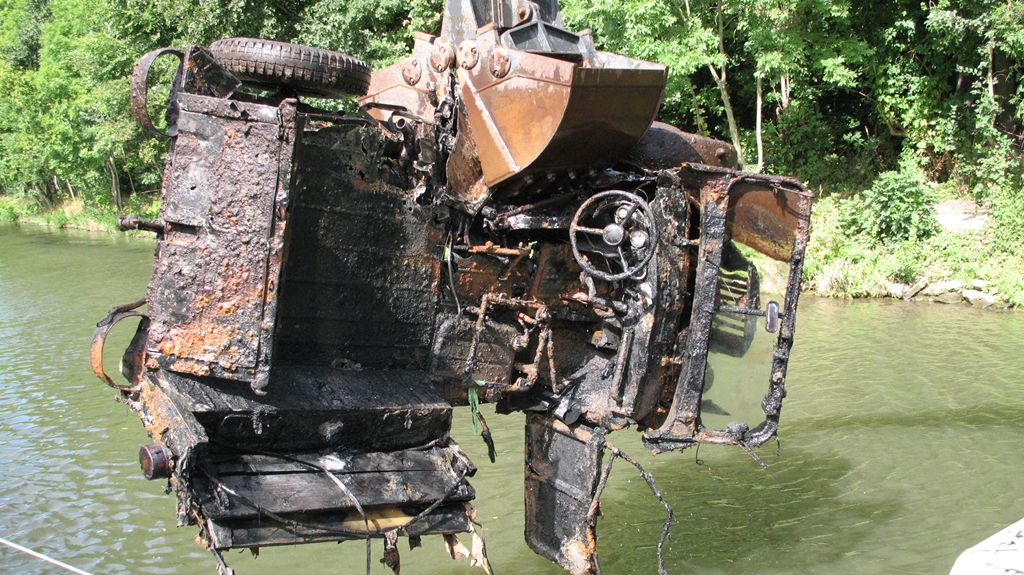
xmin=0 ymin=0 xmax=442 ymax=219
xmin=0 ymin=0 xmax=1021 ymax=301
xmin=858 ymin=169 xmax=940 ymax=243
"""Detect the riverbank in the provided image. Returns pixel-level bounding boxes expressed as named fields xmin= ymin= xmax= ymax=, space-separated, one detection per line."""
xmin=801 ymin=195 xmax=1023 ymax=309
xmin=0 ymin=194 xmax=159 ymax=234
xmin=1 ymin=194 xmax=1020 ymax=308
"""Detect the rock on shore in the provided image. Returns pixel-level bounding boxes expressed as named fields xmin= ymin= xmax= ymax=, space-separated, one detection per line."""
xmin=962 ymin=289 xmax=997 ymax=307
xmin=921 ymin=280 xmax=965 ymax=296
xmin=882 ymin=278 xmax=1013 ymax=309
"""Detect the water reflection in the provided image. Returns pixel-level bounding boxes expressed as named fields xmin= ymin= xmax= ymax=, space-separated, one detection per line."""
xmin=1 ymin=224 xmax=1022 ymax=575
xmin=701 ymin=327 xmax=777 ymax=431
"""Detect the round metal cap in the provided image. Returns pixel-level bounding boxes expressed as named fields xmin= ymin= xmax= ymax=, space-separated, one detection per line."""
xmin=402 ymin=58 xmax=422 ymax=86
xmin=458 ymin=40 xmax=479 ymax=69
xmin=603 ymin=223 xmax=625 ymax=246
xmin=139 ymin=443 xmax=171 ymax=480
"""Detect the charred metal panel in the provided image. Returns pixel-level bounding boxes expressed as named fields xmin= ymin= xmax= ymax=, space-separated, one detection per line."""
xmin=525 ymin=414 xmax=606 ymax=575
xmin=432 ymin=314 xmax=517 ymax=387
xmin=146 ymin=94 xmax=295 ymax=391
xmin=628 ymin=185 xmax=692 ymax=427
xmin=195 ymin=448 xmax=475 ymax=522
xmin=257 ymin=103 xmax=298 ymax=389
xmin=194 ymin=444 xmax=474 ymax=524
xmin=643 ymin=175 xmax=731 ymax=451
xmin=157 ymin=366 xmax=452 ymax=453
xmin=195 ymin=442 xmax=476 ymax=549
xmin=207 ymin=503 xmax=474 ymax=549
xmin=274 ymin=120 xmax=443 ymax=370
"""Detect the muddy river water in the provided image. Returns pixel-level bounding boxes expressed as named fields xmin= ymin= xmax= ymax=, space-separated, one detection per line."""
xmin=2 ymin=223 xmax=1023 ymax=575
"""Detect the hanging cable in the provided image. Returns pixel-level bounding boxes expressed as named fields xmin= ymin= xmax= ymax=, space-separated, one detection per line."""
xmin=0 ymin=537 xmax=96 ymax=575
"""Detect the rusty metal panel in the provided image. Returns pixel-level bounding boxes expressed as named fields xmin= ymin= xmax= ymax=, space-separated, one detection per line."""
xmin=628 ymin=121 xmax=739 ymax=169
xmin=146 ymin=95 xmax=295 ymax=390
xmin=525 ymin=413 xmax=606 ymax=575
xmin=727 ymin=180 xmax=808 ymax=261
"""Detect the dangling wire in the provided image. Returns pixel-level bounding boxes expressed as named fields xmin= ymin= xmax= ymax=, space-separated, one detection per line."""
xmin=737 ymin=440 xmax=769 ymax=469
xmin=588 ymin=443 xmax=674 ymax=575
xmin=365 ymin=537 xmax=371 ymax=575
xmin=211 ymin=546 xmax=234 ymax=575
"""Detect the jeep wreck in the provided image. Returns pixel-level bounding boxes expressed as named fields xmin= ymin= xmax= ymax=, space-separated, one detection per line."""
xmin=91 ymin=1 xmax=813 ymax=573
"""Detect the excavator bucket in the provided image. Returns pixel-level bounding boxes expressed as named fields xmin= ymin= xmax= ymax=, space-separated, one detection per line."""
xmin=360 ymin=0 xmax=666 ymax=212
xmin=456 ymin=41 xmax=666 ymax=186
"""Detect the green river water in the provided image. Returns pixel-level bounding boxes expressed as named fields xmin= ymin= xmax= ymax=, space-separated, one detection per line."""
xmin=1 ymin=223 xmax=1023 ymax=575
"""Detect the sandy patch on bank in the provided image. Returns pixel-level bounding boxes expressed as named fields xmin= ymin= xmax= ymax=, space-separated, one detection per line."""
xmin=935 ymin=199 xmax=987 ymax=232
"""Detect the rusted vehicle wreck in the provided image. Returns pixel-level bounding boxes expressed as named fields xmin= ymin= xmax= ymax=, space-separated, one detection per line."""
xmin=91 ymin=1 xmax=813 ymax=573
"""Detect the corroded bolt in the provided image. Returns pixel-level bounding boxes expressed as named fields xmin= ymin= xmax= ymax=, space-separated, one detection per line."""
xmin=458 ymin=40 xmax=479 ymax=69
xmin=139 ymin=443 xmax=171 ymax=480
xmin=489 ymin=48 xmax=511 ymax=78
xmin=402 ymin=58 xmax=422 ymax=86
xmin=429 ymin=41 xmax=455 ymax=72
xmin=517 ymin=5 xmax=533 ymax=22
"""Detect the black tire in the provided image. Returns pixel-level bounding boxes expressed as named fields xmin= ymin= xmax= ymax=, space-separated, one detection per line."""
xmin=210 ymin=37 xmax=371 ymax=98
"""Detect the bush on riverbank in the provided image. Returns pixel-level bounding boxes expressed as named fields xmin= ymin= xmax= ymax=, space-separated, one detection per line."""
xmin=805 ymin=195 xmax=1024 ymax=307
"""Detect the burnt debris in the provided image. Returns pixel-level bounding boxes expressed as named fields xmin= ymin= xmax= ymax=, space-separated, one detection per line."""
xmin=91 ymin=2 xmax=813 ymax=574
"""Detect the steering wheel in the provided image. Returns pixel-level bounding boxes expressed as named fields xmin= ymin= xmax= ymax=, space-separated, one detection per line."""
xmin=569 ymin=190 xmax=658 ymax=282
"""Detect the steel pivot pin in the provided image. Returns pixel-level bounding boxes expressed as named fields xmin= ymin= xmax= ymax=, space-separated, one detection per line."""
xmin=489 ymin=48 xmax=511 ymax=78
xmin=458 ymin=40 xmax=479 ymax=69
xmin=402 ymin=58 xmax=422 ymax=85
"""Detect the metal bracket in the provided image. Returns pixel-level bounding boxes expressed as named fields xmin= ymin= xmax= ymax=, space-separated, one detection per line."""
xmin=130 ymin=48 xmax=185 ymax=138
xmin=90 ymin=299 xmax=149 ymax=392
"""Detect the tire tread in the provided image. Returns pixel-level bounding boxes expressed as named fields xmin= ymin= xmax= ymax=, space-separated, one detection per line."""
xmin=210 ymin=37 xmax=371 ymax=98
